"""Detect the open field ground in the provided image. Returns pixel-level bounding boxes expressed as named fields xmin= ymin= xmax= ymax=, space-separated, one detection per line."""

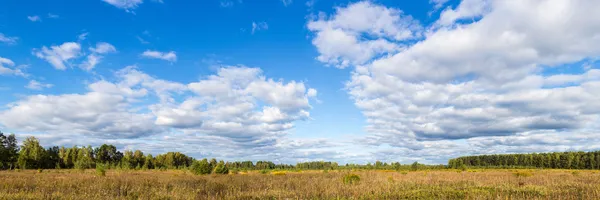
xmin=1 ymin=169 xmax=599 ymax=199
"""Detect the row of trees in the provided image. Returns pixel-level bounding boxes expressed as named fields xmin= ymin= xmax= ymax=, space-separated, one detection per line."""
xmin=449 ymin=151 xmax=600 ymax=169
xmin=2 ymin=132 xmax=197 ymax=170
xmin=4 ymin=132 xmax=447 ymax=172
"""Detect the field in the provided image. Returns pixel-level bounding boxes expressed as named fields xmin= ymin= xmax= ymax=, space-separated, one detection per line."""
xmin=1 ymin=169 xmax=599 ymax=199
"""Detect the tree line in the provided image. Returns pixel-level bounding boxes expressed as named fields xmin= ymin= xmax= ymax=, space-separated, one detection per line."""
xmin=449 ymin=151 xmax=600 ymax=169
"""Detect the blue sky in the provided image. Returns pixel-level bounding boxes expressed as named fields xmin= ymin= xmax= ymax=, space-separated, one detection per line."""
xmin=2 ymin=0 xmax=600 ymax=164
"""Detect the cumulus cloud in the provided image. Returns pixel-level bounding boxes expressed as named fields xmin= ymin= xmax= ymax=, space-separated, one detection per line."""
xmin=309 ymin=0 xmax=600 ymax=163
xmin=25 ymin=80 xmax=53 ymax=90
xmin=141 ymin=50 xmax=177 ymax=62
xmin=153 ymin=66 xmax=315 ymax=146
xmin=0 ymin=65 xmax=320 ymax=162
xmin=0 ymin=33 xmax=18 ymax=44
xmin=0 ymin=57 xmax=27 ymax=77
xmin=33 ymin=42 xmax=81 ymax=70
xmin=307 ymin=1 xmax=421 ymax=68
xmin=436 ymin=0 xmax=490 ymax=26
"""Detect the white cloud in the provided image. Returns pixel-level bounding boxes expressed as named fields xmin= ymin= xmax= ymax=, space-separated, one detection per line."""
xmin=153 ymin=66 xmax=315 ymax=145
xmin=25 ymin=80 xmax=53 ymax=90
xmin=141 ymin=50 xmax=177 ymax=62
xmin=436 ymin=0 xmax=490 ymax=26
xmin=251 ymin=22 xmax=268 ymax=34
xmin=90 ymin=42 xmax=116 ymax=54
xmin=82 ymin=42 xmax=117 ymax=71
xmin=309 ymin=0 xmax=600 ymax=163
xmin=0 ymin=33 xmax=18 ymax=44
xmin=27 ymin=15 xmax=41 ymax=22
xmin=307 ymin=1 xmax=421 ymax=68
xmin=0 ymin=57 xmax=27 ymax=77
xmin=33 ymin=42 xmax=81 ymax=70
xmin=102 ymin=0 xmax=143 ymax=11
xmin=0 ymin=65 xmax=321 ymax=162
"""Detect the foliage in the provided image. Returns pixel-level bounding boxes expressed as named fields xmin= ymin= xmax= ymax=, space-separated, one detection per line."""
xmin=343 ymin=173 xmax=361 ymax=185
xmin=212 ymin=161 xmax=229 ymax=174
xmin=190 ymin=159 xmax=212 ymax=175
xmin=449 ymin=151 xmax=600 ymax=169
xmin=96 ymin=164 xmax=107 ymax=176
xmin=18 ymin=137 xmax=46 ymax=169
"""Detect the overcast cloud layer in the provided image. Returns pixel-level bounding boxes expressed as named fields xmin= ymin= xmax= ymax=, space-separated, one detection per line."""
xmin=1 ymin=0 xmax=600 ymax=164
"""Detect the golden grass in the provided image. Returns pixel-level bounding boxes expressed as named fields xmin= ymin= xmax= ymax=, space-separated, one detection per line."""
xmin=0 ymin=169 xmax=599 ymax=199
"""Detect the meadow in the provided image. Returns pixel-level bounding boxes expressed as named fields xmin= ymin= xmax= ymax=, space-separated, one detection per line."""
xmin=1 ymin=169 xmax=599 ymax=199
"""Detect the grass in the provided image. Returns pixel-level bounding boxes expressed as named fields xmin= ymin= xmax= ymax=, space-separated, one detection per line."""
xmin=0 ymin=169 xmax=599 ymax=199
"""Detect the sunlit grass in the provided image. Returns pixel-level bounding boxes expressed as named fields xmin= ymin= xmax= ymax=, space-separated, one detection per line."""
xmin=0 ymin=169 xmax=599 ymax=199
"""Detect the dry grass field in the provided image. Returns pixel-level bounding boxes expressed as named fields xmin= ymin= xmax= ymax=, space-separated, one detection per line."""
xmin=1 ymin=169 xmax=599 ymax=199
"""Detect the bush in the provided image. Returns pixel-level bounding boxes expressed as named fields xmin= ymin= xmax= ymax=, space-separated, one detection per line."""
xmin=260 ymin=169 xmax=270 ymax=174
xmin=212 ymin=161 xmax=229 ymax=174
xmin=37 ymin=169 xmax=43 ymax=173
xmin=190 ymin=159 xmax=212 ymax=175
xmin=343 ymin=174 xmax=360 ymax=185
xmin=96 ymin=164 xmax=107 ymax=177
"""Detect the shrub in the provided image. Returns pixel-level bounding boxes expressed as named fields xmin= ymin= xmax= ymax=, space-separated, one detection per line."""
xmin=96 ymin=164 xmax=106 ymax=177
xmin=213 ymin=161 xmax=229 ymax=174
xmin=260 ymin=169 xmax=270 ymax=174
xmin=37 ymin=169 xmax=43 ymax=173
xmin=343 ymin=174 xmax=360 ymax=185
xmin=400 ymin=171 xmax=408 ymax=175
xmin=190 ymin=160 xmax=212 ymax=175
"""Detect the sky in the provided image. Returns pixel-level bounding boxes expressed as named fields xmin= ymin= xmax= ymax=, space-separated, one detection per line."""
xmin=1 ymin=0 xmax=600 ymax=164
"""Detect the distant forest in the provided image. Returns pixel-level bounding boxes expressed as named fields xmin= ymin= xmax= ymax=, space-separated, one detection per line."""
xmin=3 ymin=131 xmax=600 ymax=172
xmin=449 ymin=151 xmax=600 ymax=169
xmin=0 ymin=132 xmax=444 ymax=173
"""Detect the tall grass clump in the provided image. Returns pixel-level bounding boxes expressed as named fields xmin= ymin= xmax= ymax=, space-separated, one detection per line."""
xmin=96 ymin=164 xmax=106 ymax=177
xmin=343 ymin=173 xmax=360 ymax=185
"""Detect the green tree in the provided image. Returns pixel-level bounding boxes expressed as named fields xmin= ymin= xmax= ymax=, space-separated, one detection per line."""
xmin=191 ymin=159 xmax=212 ymax=175
xmin=17 ymin=137 xmax=46 ymax=169
xmin=213 ymin=160 xmax=229 ymax=174
xmin=0 ymin=132 xmax=19 ymax=169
